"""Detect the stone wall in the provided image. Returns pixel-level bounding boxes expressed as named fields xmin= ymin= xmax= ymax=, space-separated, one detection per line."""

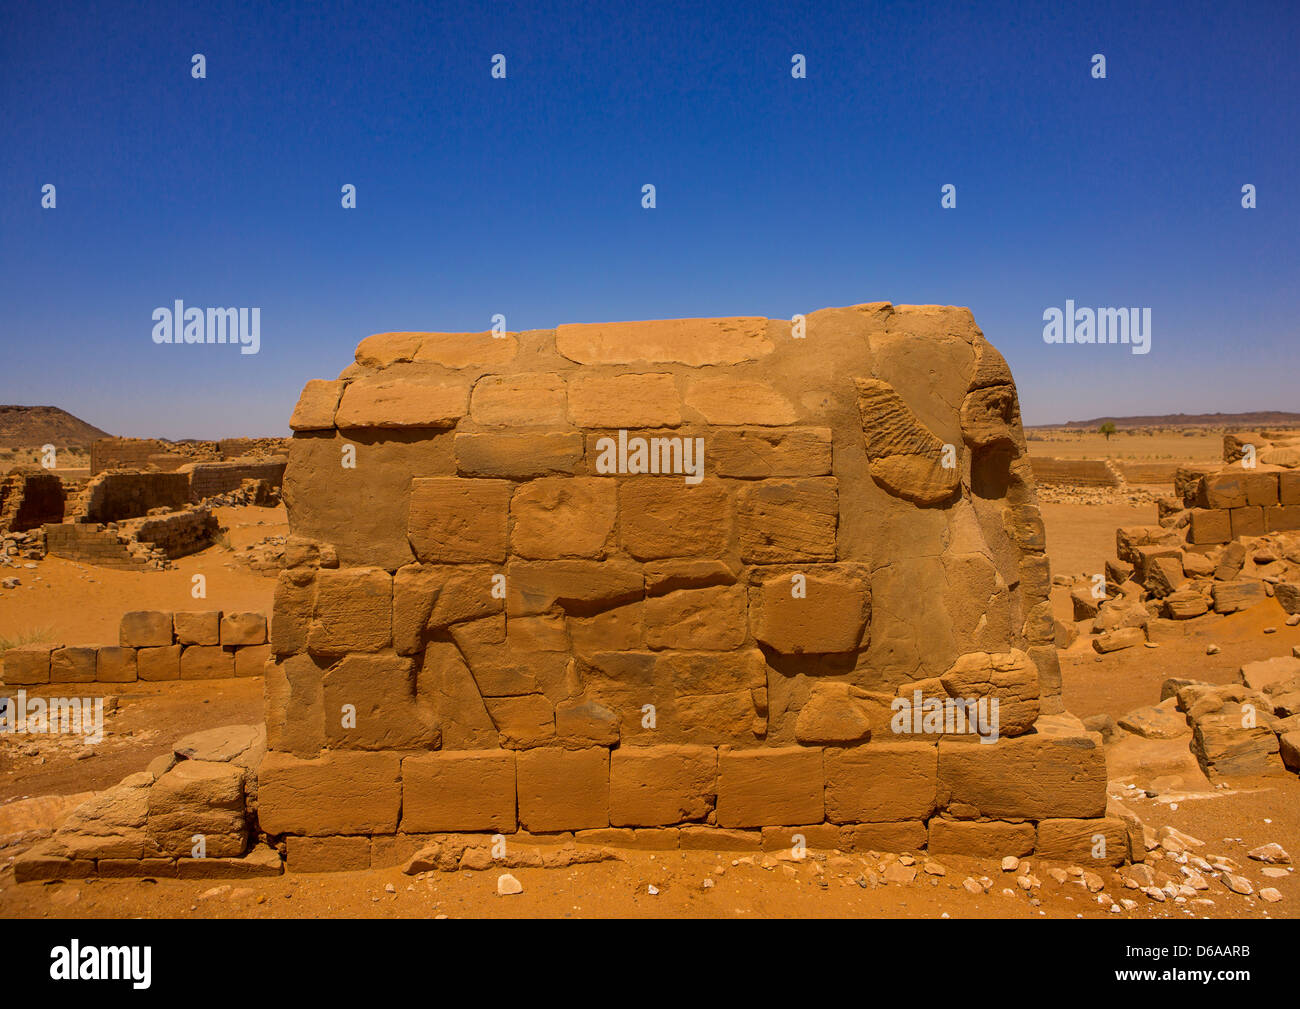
xmin=184 ymin=459 xmax=287 ymax=501
xmin=247 ymin=303 xmax=1118 ymax=865
xmin=1 ymin=610 xmax=269 ymax=685
xmin=0 ymin=468 xmax=65 ymax=532
xmin=90 ymin=436 xmax=291 ymax=477
xmin=1029 ymin=457 xmax=1120 ymax=488
xmin=45 ymin=510 xmax=218 ymax=569
xmin=72 ymin=471 xmax=192 ymax=523
xmin=1169 ymin=467 xmax=1300 ymax=545
xmin=90 ymin=438 xmax=219 ymax=475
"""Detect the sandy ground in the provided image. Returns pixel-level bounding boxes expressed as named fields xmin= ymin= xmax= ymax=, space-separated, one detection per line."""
xmin=1 ymin=483 xmax=1298 ymax=919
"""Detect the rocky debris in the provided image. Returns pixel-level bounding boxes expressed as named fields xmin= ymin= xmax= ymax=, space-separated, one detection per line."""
xmin=497 ymin=873 xmax=523 ymax=895
xmin=1064 ymin=528 xmax=1300 ymax=654
xmin=10 ymin=724 xmax=278 ymax=881
xmin=1247 ymin=842 xmax=1290 ymax=864
xmin=1117 ymin=699 xmax=1189 ymax=740
xmin=230 ymin=535 xmax=287 ymax=575
xmin=403 ymin=839 xmax=621 ymax=875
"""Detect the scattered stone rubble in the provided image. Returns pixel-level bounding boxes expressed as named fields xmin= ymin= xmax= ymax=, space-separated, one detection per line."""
xmin=1063 ymin=526 xmax=1300 ymax=652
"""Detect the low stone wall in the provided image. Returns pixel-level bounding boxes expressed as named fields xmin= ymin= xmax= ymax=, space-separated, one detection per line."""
xmin=1173 ymin=468 xmax=1300 ymax=545
xmin=91 ymin=437 xmax=292 ymax=476
xmin=1029 ymin=457 xmax=1120 ymax=487
xmin=1115 ymin=461 xmax=1181 ymax=486
xmin=90 ymin=438 xmax=221 ymax=476
xmin=74 ymin=471 xmax=191 ymax=523
xmin=184 ymin=458 xmax=287 ymax=501
xmin=1 ymin=609 xmax=270 ymax=685
xmin=45 ymin=510 xmax=218 ymax=568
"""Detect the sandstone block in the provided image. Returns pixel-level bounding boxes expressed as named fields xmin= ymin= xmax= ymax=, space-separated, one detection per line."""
xmin=568 ymin=373 xmax=681 ymax=428
xmin=1035 ymin=817 xmax=1128 ymax=865
xmin=825 ymin=742 xmax=938 ymax=823
xmin=322 ymin=653 xmax=436 ymax=750
xmin=271 ymin=571 xmax=315 ymax=655
xmin=556 ymin=316 xmax=772 ymax=367
xmin=96 ymin=646 xmax=138 ymax=683
xmin=645 ymin=585 xmax=747 ymax=650
xmin=794 ymin=681 xmax=875 ymax=745
xmin=484 ymin=693 xmax=556 ymax=749
xmin=335 ymin=377 xmax=467 ymax=428
xmin=716 ymin=747 xmax=823 ymax=828
xmin=173 ymin=610 xmax=222 ymax=645
xmin=120 ymin=611 xmax=173 ymax=647
xmin=1211 ymin=579 xmax=1265 ymax=614
xmin=1230 ymin=506 xmax=1265 ymax=538
xmin=147 ymin=760 xmax=247 ymax=858
xmin=618 ymin=479 xmax=733 ymax=559
xmin=2 ymin=644 xmax=54 ymax=685
xmin=307 ymin=567 xmax=392 ymax=653
xmin=289 ymin=379 xmax=343 ymax=430
xmin=1280 ymin=471 xmax=1300 ymax=506
xmin=454 ymin=432 xmax=583 ymax=479
xmin=842 ymin=821 xmax=928 ymax=853
xmin=736 ymin=479 xmax=838 ymax=562
xmin=505 ymin=559 xmax=643 ymax=617
xmin=285 ymin=834 xmax=371 ymax=872
xmin=511 ymin=478 xmax=617 ymax=558
xmin=234 ymin=643 xmax=270 ymax=677
xmin=609 ymin=745 xmax=717 ymax=826
xmin=1265 ymin=505 xmax=1300 ymax=532
xmin=265 ymin=654 xmax=326 ymax=758
xmin=750 ymin=564 xmax=870 ymax=654
xmin=709 ymin=426 xmax=833 ymax=477
xmin=412 ymin=331 xmax=519 ymax=369
xmin=939 ymin=649 xmax=1040 ymax=737
xmin=684 ymin=377 xmax=798 ymax=425
xmin=220 ymin=612 xmax=267 ymax=646
xmin=1189 ymin=509 xmax=1231 ymax=545
xmin=401 ymin=751 xmax=517 ymax=832
xmin=937 ymin=734 xmax=1107 ymax=819
xmin=354 ymin=331 xmax=422 ymax=367
xmin=50 ymin=646 xmax=97 ymax=683
xmin=258 ymin=750 xmax=402 ymax=836
xmin=516 ymin=747 xmax=610 ymax=832
xmin=179 ymin=645 xmax=234 ymax=679
xmin=470 ymin=373 xmax=567 ymax=426
xmin=928 ymin=818 xmax=1035 ymax=857
xmin=408 ymin=477 xmax=511 ymax=562
xmin=137 ymin=644 xmax=182 ymax=681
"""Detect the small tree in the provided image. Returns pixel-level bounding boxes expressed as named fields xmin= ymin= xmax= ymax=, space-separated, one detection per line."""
xmin=1099 ymin=421 xmax=1116 ymax=441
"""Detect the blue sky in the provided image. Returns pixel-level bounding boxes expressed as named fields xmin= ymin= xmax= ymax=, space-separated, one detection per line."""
xmin=1 ymin=0 xmax=1296 ymax=437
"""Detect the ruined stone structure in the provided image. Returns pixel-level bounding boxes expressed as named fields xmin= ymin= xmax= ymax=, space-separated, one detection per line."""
xmin=252 ymin=303 xmax=1121 ymax=864
xmin=12 ymin=304 xmax=1130 ymax=882
xmin=90 ymin=436 xmax=290 ymax=476
xmin=0 ymin=468 xmax=65 ymax=533
xmin=1169 ymin=466 xmax=1300 ymax=546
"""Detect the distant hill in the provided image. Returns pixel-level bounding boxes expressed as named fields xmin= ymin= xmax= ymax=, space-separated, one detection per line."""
xmin=1029 ymin=411 xmax=1300 ymax=431
xmin=0 ymin=405 xmax=112 ymax=447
